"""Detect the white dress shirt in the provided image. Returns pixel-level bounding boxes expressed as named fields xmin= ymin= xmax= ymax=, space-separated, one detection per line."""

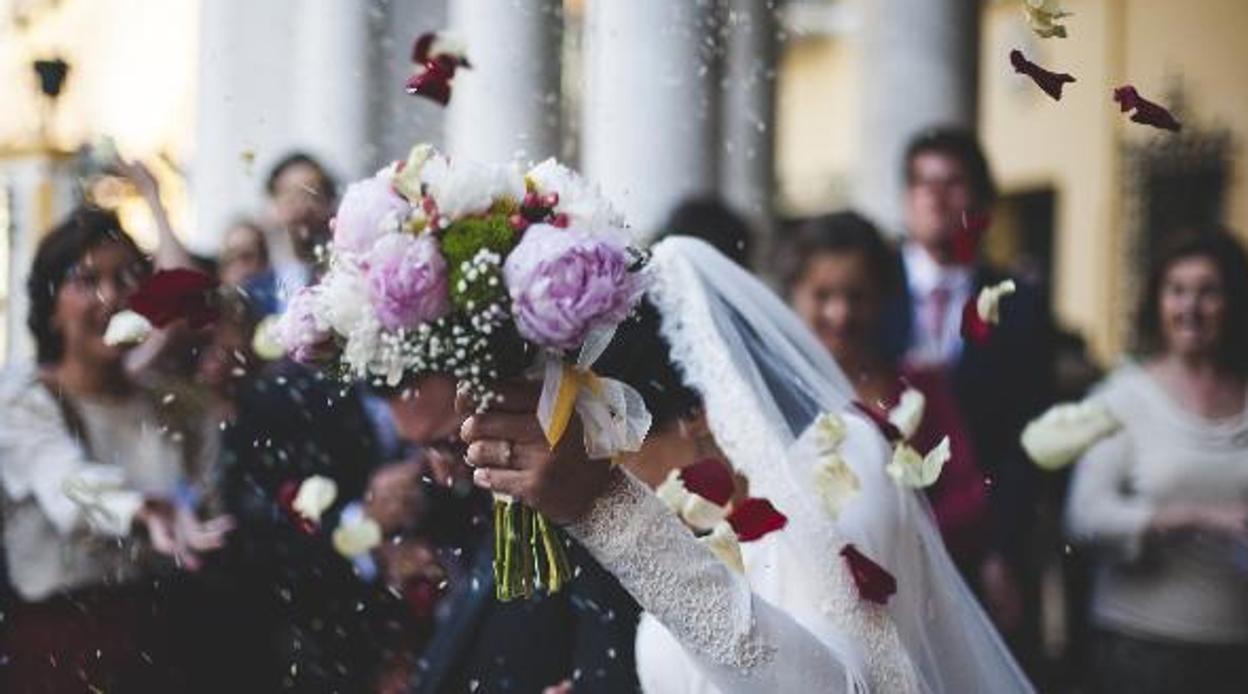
xmin=902 ymin=243 xmax=973 ymax=367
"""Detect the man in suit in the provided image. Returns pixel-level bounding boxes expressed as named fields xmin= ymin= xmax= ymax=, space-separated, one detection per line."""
xmin=882 ymin=127 xmax=1055 ymax=670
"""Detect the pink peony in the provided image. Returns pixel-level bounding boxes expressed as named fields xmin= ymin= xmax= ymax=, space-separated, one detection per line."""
xmin=332 ymin=174 xmax=411 ymax=254
xmin=503 ymin=224 xmax=642 ymax=351
xmin=275 ymin=286 xmax=331 ymax=363
xmin=366 ymin=233 xmax=450 ymax=331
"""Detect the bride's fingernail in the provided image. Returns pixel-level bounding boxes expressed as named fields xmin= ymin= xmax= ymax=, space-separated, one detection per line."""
xmin=472 ymin=468 xmax=490 ymax=489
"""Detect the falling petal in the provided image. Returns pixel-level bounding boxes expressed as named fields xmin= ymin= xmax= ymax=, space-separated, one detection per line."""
xmin=1021 ymin=399 xmax=1121 ymax=470
xmin=841 ymin=544 xmax=897 ymax=605
xmin=812 ymin=452 xmax=860 ymax=519
xmin=103 ymin=310 xmax=153 ymax=346
xmin=128 ymin=268 xmax=219 ymax=328
xmin=888 ymin=388 xmax=926 ymax=441
xmin=886 ymin=437 xmax=951 ymax=489
xmin=291 ymin=475 xmax=338 ymax=524
xmin=700 ymin=521 xmax=745 ymax=573
xmin=1112 ymin=85 xmax=1181 ymax=132
xmin=1009 ymin=49 xmax=1076 ymax=100
xmin=678 ymin=458 xmax=735 ymax=506
xmin=726 ymin=497 xmax=787 ymax=542
xmin=953 ymin=211 xmax=990 ymax=265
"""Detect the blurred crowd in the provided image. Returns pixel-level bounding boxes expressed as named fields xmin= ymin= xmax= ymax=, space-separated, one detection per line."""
xmin=1 ymin=127 xmax=1246 ymax=694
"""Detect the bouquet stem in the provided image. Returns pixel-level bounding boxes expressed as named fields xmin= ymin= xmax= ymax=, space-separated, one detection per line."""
xmin=493 ymin=495 xmax=570 ymax=601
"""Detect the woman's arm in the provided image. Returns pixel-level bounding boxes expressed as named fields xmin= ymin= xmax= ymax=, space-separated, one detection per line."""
xmin=115 ymin=159 xmax=196 ymax=270
xmin=564 ymin=468 xmax=861 ymax=693
xmin=1064 ymin=431 xmax=1155 ymax=560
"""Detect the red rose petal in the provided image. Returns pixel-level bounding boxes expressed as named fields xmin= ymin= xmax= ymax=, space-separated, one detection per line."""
xmin=852 ymin=401 xmax=903 ymax=443
xmin=840 ymin=544 xmax=897 ymax=605
xmin=960 ymin=296 xmax=993 ymax=344
xmin=726 ymin=497 xmax=787 ymax=542
xmin=952 ymin=211 xmax=990 ymax=265
xmin=128 ymin=268 xmax=219 ymax=328
xmin=1010 ymin=49 xmax=1076 ymax=101
xmin=1113 ymin=85 xmax=1181 ymax=132
xmin=277 ymin=478 xmax=318 ymax=535
xmin=402 ymin=577 xmax=444 ymax=620
xmin=678 ymin=458 xmax=735 ymax=507
xmin=405 ymin=59 xmax=457 ymax=106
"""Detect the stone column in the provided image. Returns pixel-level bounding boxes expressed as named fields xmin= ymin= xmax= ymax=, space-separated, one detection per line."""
xmin=445 ymin=0 xmax=562 ymax=164
xmin=854 ymin=0 xmax=979 ymax=234
xmin=721 ymin=0 xmax=779 ymax=255
xmin=581 ymin=0 xmax=721 ymax=236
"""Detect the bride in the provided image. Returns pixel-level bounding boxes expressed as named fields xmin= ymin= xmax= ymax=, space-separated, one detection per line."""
xmin=461 ymin=236 xmax=1033 ymax=692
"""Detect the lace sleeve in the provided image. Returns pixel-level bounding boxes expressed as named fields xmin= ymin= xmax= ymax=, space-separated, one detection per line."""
xmin=566 ymin=469 xmax=864 ymax=692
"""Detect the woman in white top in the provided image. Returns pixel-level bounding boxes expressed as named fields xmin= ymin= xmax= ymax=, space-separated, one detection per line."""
xmin=0 ymin=207 xmax=231 ymax=691
xmin=461 ymin=238 xmax=1033 ymax=692
xmin=1066 ymin=230 xmax=1248 ymax=694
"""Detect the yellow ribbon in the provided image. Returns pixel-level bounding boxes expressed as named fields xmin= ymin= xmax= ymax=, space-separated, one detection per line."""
xmin=543 ymin=363 xmax=604 ymax=448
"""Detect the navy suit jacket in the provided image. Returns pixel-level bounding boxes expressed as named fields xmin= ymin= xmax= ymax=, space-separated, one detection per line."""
xmin=882 ymin=259 xmax=1055 ymax=567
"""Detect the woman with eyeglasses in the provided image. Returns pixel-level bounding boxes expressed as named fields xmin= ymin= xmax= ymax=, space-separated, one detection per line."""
xmin=0 ymin=207 xmax=232 ymax=691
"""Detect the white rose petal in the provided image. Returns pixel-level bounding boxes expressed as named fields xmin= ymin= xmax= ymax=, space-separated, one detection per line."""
xmin=976 ymin=280 xmax=1017 ymax=326
xmin=812 ymin=452 xmax=861 ymax=519
xmin=813 ymin=412 xmax=848 ymax=451
xmin=292 ymin=475 xmax=338 ymax=524
xmin=886 ymin=436 xmax=951 ymax=489
xmin=251 ymin=315 xmax=285 ymax=361
xmin=655 ymin=470 xmax=691 ymax=514
xmin=888 ymin=388 xmax=927 ymax=441
xmin=681 ymin=494 xmax=729 ymax=533
xmin=332 ymin=516 xmax=382 ymax=558
xmin=1022 ymin=400 xmax=1121 ymax=470
xmin=700 ymin=521 xmax=745 ymax=573
xmin=103 ymin=310 xmax=153 ymax=346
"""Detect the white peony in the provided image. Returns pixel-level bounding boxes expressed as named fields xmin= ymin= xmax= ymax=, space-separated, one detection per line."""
xmin=1022 ymin=400 xmax=1120 ymax=470
xmin=526 ymin=158 xmax=628 ymax=235
xmin=103 ymin=310 xmax=152 ymax=347
xmin=316 ymin=264 xmax=372 ymax=337
xmin=888 ymin=388 xmax=927 ymax=441
xmin=421 ymin=153 xmax=525 ymax=219
xmin=292 ymin=475 xmax=338 ymax=524
xmin=886 ymin=436 xmax=951 ymax=489
xmin=700 ymin=521 xmax=745 ymax=573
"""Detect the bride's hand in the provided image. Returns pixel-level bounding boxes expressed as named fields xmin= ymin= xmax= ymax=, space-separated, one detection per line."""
xmin=460 ymin=381 xmax=614 ymax=523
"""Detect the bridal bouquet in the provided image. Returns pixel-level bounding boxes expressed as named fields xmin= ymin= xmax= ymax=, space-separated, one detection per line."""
xmin=275 ymin=143 xmax=652 ymax=600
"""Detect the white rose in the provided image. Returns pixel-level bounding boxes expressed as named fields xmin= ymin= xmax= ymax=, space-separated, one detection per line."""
xmin=888 ymin=388 xmax=927 ymax=441
xmin=1021 ymin=400 xmax=1120 ymax=470
xmin=103 ymin=310 xmax=152 ymax=347
xmin=700 ymin=521 xmax=745 ymax=573
xmin=886 ymin=436 xmax=951 ymax=489
xmin=291 ymin=475 xmax=338 ymax=524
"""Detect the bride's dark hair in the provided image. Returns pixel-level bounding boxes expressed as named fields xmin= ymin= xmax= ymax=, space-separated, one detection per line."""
xmin=595 ymin=298 xmax=701 ymax=431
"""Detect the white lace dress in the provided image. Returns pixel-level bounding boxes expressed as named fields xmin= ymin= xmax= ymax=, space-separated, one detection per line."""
xmin=567 ymin=414 xmax=921 ymax=694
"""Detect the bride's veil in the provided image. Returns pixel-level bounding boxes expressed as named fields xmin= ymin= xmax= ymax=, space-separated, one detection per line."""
xmin=646 ymin=236 xmax=1033 ymax=694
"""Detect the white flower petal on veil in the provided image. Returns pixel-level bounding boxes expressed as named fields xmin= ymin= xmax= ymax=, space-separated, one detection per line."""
xmin=812 ymin=451 xmax=861 ymax=519
xmin=700 ymin=521 xmax=745 ymax=573
xmin=886 ymin=437 xmax=951 ymax=489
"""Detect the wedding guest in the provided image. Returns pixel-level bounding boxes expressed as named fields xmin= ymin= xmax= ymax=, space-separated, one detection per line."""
xmin=783 ymin=211 xmax=989 ymax=576
xmin=657 ymin=196 xmax=754 ymax=269
xmin=880 ymin=127 xmax=1054 ymax=655
xmin=1065 ymin=229 xmax=1248 ymax=694
xmin=0 ymin=207 xmax=232 ymax=692
xmin=218 ymin=219 xmax=270 ymax=287
xmin=246 ymin=152 xmax=337 ymax=315
xmin=378 ymin=376 xmax=642 ymax=694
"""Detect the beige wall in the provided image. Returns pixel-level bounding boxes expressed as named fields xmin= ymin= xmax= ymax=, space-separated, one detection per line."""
xmin=981 ymin=0 xmax=1248 ymax=361
xmin=776 ymin=35 xmax=859 ymax=216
